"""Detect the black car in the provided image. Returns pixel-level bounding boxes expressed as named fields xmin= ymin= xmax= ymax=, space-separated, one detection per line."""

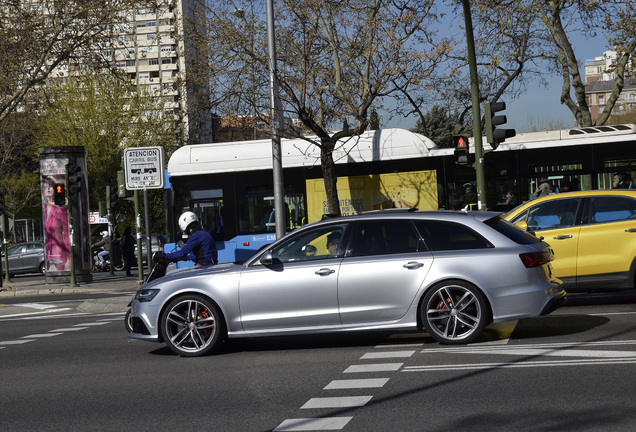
xmin=1 ymin=242 xmax=46 ymax=276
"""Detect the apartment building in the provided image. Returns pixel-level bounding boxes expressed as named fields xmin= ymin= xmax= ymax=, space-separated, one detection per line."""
xmin=585 ymin=50 xmax=636 ymax=122
xmin=50 ymin=0 xmax=212 ymax=145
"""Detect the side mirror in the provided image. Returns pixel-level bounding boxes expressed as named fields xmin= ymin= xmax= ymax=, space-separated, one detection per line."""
xmin=516 ymin=221 xmax=529 ymax=231
xmin=259 ymin=251 xmax=274 ymax=266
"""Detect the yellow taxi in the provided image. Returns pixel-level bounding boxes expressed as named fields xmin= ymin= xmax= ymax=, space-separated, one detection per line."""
xmin=504 ymin=190 xmax=636 ymax=291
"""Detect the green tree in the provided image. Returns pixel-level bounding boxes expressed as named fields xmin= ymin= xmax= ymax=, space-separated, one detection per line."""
xmin=411 ymin=105 xmax=468 ymax=148
xmin=35 ymin=70 xmax=181 ymax=230
xmin=196 ymin=0 xmax=443 ymax=215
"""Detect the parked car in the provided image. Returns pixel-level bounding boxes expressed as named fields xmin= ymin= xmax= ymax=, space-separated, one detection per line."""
xmin=1 ymin=242 xmax=46 ymax=276
xmin=134 ymin=234 xmax=167 ymax=263
xmin=129 ymin=209 xmax=565 ymax=357
xmin=504 ymin=190 xmax=636 ymax=291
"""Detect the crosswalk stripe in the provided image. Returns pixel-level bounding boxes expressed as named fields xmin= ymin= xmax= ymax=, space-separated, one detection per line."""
xmin=301 ymin=396 xmax=372 ymax=409
xmin=273 ymin=417 xmax=353 ymax=431
xmin=324 ymin=378 xmax=389 ymax=390
xmin=344 ymin=362 xmax=402 ymax=373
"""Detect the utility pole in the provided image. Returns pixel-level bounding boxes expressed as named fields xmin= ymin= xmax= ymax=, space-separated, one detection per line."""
xmin=266 ymin=0 xmax=286 ymax=238
xmin=461 ymin=0 xmax=487 ymax=210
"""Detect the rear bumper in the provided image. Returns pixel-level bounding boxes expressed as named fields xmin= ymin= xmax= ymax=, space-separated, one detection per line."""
xmin=540 ymin=289 xmax=567 ymax=315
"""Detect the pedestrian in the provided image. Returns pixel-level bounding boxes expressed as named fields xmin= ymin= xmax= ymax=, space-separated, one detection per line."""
xmin=120 ymin=227 xmax=136 ymax=277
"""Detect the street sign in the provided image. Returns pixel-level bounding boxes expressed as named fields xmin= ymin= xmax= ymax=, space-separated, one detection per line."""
xmin=124 ymin=147 xmax=165 ymax=190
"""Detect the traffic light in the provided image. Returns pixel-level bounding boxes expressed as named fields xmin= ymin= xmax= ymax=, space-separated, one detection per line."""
xmin=484 ymin=101 xmax=516 ymax=149
xmin=117 ymin=170 xmax=132 ymax=198
xmin=0 ymin=192 xmax=4 ymax=215
xmin=106 ymin=185 xmax=118 ymax=210
xmin=67 ymin=163 xmax=82 ymax=195
xmin=453 ymin=135 xmax=471 ymax=165
xmin=53 ymin=184 xmax=66 ymax=206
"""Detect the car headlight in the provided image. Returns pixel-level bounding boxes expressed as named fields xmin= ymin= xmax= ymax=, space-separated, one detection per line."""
xmin=134 ymin=288 xmax=160 ymax=302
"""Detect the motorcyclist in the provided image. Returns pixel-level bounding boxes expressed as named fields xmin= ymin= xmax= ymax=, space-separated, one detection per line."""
xmin=92 ymin=231 xmax=110 ymax=265
xmin=166 ymin=211 xmax=217 ymax=267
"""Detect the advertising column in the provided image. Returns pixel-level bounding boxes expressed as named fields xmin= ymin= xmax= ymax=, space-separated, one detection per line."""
xmin=39 ymin=147 xmax=92 ymax=284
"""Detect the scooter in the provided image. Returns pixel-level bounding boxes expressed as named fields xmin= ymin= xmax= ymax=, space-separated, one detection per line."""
xmin=125 ymin=251 xmax=168 ymax=333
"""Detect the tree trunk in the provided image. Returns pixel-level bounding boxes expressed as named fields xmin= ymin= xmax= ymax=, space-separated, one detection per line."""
xmin=320 ymin=138 xmax=339 ymax=216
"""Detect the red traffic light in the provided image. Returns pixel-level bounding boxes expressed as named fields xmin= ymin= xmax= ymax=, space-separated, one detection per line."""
xmin=53 ymin=183 xmax=66 ymax=206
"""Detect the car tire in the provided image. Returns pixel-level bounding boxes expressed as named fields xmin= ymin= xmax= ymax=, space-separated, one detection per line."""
xmin=421 ymin=280 xmax=489 ymax=345
xmin=124 ymin=308 xmax=133 ymax=333
xmin=39 ymin=262 xmax=46 ymax=275
xmin=160 ymin=294 xmax=224 ymax=357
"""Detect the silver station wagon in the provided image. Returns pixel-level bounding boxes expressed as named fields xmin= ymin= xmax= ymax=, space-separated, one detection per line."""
xmin=129 ymin=210 xmax=565 ymax=356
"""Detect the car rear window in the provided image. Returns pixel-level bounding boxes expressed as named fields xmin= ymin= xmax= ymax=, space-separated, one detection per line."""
xmin=486 ymin=217 xmax=542 ymax=245
xmin=414 ymin=220 xmax=492 ymax=251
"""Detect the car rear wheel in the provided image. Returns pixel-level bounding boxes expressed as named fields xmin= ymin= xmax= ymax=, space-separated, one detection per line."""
xmin=39 ymin=262 xmax=45 ymax=275
xmin=160 ymin=294 xmax=224 ymax=357
xmin=421 ymin=280 xmax=488 ymax=345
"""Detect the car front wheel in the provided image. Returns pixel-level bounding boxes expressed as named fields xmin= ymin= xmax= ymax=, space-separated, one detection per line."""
xmin=421 ymin=280 xmax=488 ymax=345
xmin=160 ymin=294 xmax=224 ymax=357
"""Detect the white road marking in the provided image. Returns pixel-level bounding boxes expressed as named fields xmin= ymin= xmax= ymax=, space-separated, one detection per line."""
xmin=273 ymin=417 xmax=353 ymax=431
xmin=21 ymin=333 xmax=62 ymax=338
xmin=0 ymin=339 xmax=34 ymax=345
xmin=50 ymin=327 xmax=88 ymax=332
xmin=301 ymin=396 xmax=372 ymax=409
xmin=360 ymin=350 xmax=415 ymax=359
xmin=403 ymin=357 xmax=636 ymax=372
xmin=344 ymin=363 xmax=403 ymax=373
xmin=0 ymin=308 xmax=73 ymax=319
xmin=74 ymin=322 xmax=110 ymax=326
xmin=324 ymin=378 xmax=389 ymax=390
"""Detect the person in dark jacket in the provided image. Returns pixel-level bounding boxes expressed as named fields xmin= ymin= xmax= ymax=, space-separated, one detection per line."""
xmin=120 ymin=227 xmax=136 ymax=277
xmin=166 ymin=211 xmax=217 ymax=267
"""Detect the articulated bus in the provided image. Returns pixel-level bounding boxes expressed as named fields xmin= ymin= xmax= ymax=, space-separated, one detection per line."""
xmin=166 ymin=125 xmax=636 ymax=263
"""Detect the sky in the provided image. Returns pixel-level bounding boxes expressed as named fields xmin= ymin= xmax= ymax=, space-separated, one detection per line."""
xmin=384 ymin=14 xmax=612 ymax=134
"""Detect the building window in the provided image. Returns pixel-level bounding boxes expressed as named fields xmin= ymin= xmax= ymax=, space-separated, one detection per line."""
xmin=126 ymin=60 xmax=136 ymax=67
xmin=149 ymin=59 xmax=159 ymax=65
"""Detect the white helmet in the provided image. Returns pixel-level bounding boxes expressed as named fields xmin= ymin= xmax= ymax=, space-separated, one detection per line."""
xmin=100 ymin=231 xmax=108 ymax=238
xmin=178 ymin=211 xmax=199 ymax=232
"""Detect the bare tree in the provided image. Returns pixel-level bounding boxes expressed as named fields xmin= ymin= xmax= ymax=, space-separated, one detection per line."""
xmin=196 ymin=0 xmax=443 ymax=214
xmin=471 ymin=0 xmax=636 ymax=127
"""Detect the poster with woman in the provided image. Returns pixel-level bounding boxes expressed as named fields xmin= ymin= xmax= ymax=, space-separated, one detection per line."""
xmin=40 ymin=159 xmax=71 ymax=272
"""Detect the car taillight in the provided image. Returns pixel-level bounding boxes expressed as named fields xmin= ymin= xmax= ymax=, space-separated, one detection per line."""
xmin=519 ymin=251 xmax=551 ymax=268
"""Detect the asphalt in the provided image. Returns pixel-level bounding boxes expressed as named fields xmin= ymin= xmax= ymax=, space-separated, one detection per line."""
xmin=0 ymin=273 xmax=141 ymax=314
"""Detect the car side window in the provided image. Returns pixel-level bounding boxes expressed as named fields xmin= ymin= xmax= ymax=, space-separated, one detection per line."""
xmin=525 ymin=198 xmax=582 ymax=231
xmin=589 ymin=197 xmax=636 ymax=223
xmin=270 ymin=223 xmax=348 ymax=263
xmin=347 ymin=220 xmax=420 ymax=257
xmin=414 ymin=220 xmax=492 ymax=251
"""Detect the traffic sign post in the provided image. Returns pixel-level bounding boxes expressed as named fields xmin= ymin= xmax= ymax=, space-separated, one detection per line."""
xmin=124 ymin=147 xmax=165 ymax=190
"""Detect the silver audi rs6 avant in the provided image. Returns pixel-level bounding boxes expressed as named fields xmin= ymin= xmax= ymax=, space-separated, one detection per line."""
xmin=129 ymin=209 xmax=566 ymax=357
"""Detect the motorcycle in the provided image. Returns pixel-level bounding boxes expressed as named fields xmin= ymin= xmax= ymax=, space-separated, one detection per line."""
xmin=125 ymin=251 xmax=167 ymax=333
xmin=92 ymin=244 xmax=125 ymax=273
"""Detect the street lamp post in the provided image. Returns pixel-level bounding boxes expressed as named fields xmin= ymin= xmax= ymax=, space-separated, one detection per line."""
xmin=266 ymin=0 xmax=285 ymax=238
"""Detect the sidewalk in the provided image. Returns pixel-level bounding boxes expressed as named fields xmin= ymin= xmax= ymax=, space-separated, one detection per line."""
xmin=0 ymin=273 xmax=142 ymax=314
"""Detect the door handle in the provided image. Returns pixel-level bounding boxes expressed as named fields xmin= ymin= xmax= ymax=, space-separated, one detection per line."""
xmin=403 ymin=261 xmax=424 ymax=269
xmin=552 ymin=235 xmax=573 ymax=239
xmin=315 ymin=268 xmax=335 ymax=276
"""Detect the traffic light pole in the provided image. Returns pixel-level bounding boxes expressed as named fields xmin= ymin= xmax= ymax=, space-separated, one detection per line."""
xmin=2 ymin=215 xmax=10 ymax=285
xmin=461 ymin=0 xmax=487 ymax=210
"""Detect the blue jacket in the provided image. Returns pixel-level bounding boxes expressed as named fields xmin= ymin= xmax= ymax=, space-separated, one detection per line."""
xmin=166 ymin=227 xmax=217 ymax=266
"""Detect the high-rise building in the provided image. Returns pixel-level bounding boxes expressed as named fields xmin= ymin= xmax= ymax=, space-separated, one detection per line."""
xmin=49 ymin=0 xmax=212 ymax=145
